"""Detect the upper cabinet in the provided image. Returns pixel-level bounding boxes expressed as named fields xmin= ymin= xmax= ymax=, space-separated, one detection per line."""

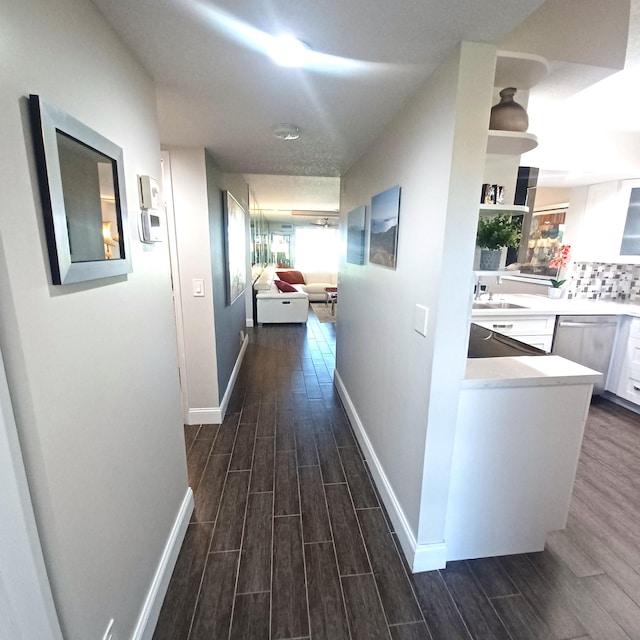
xmin=572 ymin=179 xmax=640 ymax=265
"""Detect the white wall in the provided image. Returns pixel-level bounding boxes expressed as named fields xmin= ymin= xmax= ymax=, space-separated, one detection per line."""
xmin=0 ymin=1 xmax=188 ymax=638
xmin=165 ymin=148 xmax=249 ymax=424
xmin=166 ymin=148 xmax=220 ymax=416
xmin=337 ymin=42 xmax=496 ymax=565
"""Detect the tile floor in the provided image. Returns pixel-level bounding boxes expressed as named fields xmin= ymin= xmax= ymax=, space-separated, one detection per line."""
xmin=153 ymin=310 xmax=640 ymax=640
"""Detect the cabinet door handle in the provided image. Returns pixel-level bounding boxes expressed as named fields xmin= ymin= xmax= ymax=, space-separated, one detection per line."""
xmin=558 ymin=321 xmax=618 ymax=328
xmin=282 ymin=301 xmax=291 ymax=305
xmin=492 ymin=323 xmax=514 ymax=329
xmin=633 ymin=385 xmax=640 ymax=392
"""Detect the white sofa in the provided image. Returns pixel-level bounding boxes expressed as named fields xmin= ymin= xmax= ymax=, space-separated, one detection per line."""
xmin=254 ymin=269 xmax=309 ymax=324
xmin=276 ymin=270 xmax=338 ymax=302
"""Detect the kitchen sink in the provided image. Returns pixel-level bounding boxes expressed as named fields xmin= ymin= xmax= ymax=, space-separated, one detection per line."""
xmin=472 ymin=301 xmax=526 ymax=310
xmin=486 ymin=302 xmax=526 ymax=309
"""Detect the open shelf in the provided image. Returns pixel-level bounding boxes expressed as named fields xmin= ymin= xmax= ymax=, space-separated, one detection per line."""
xmin=479 ymin=204 xmax=529 ymax=214
xmin=487 ymin=130 xmax=537 ymax=155
xmin=494 ymin=51 xmax=549 ymax=89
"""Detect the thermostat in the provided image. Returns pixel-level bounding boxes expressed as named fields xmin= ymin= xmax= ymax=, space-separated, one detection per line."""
xmin=139 ymin=209 xmax=163 ymax=243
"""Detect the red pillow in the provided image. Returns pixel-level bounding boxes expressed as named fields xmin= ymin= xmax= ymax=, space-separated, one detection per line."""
xmin=277 ymin=270 xmax=305 ymax=285
xmin=274 ymin=279 xmax=298 ymax=293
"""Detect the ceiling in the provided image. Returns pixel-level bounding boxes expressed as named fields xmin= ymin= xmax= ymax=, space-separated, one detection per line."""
xmin=90 ymin=0 xmax=640 ymax=210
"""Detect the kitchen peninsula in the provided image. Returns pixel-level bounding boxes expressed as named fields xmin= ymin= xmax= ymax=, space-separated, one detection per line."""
xmin=444 ymin=299 xmax=603 ymax=561
xmin=446 ymin=292 xmax=640 ymax=561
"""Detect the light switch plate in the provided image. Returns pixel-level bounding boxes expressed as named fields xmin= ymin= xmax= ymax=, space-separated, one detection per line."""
xmin=192 ymin=279 xmax=204 ymax=297
xmin=414 ymin=304 xmax=428 ymax=337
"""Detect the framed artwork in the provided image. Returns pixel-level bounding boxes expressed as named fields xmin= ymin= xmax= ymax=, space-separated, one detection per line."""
xmin=29 ymin=94 xmax=132 ymax=284
xmin=224 ymin=191 xmax=247 ymax=305
xmin=346 ymin=205 xmax=366 ymax=265
xmin=369 ymin=185 xmax=401 ymax=269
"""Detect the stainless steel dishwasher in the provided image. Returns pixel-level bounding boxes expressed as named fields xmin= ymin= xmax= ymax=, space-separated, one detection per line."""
xmin=551 ymin=315 xmax=619 ymax=394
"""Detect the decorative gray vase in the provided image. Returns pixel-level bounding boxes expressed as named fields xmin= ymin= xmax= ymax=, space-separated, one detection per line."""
xmin=479 ymin=249 xmax=501 ymax=270
xmin=489 ymin=87 xmax=529 ymax=132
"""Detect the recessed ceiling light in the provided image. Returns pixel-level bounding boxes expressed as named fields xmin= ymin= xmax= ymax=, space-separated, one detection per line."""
xmin=272 ymin=124 xmax=300 ymax=141
xmin=267 ymin=35 xmax=311 ymax=68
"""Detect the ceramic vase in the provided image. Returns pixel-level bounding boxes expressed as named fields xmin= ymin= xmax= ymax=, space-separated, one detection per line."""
xmin=489 ymin=87 xmax=529 ymax=132
xmin=547 ymin=287 xmax=564 ymax=299
xmin=479 ymin=249 xmax=501 ymax=271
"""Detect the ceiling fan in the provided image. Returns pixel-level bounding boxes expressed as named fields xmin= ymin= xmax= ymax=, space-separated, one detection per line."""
xmin=311 ymin=217 xmax=338 ymax=228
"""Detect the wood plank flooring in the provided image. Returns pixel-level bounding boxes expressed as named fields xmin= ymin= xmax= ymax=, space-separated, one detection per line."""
xmin=153 ymin=311 xmax=640 ymax=640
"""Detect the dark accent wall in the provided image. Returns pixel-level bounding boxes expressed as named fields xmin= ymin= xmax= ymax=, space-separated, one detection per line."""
xmin=205 ymin=152 xmax=248 ymax=398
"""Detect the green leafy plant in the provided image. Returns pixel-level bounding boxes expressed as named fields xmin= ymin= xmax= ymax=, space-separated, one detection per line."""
xmin=476 ymin=215 xmax=521 ymax=250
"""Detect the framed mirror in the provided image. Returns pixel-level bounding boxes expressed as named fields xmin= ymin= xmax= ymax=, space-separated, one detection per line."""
xmin=29 ymin=95 xmax=132 ymax=285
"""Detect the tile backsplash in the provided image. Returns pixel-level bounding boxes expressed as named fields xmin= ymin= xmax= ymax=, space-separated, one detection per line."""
xmin=567 ymin=262 xmax=640 ymax=301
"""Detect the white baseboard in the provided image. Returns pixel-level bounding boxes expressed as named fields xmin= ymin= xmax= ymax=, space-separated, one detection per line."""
xmin=333 ymin=371 xmax=447 ymax=572
xmin=186 ymin=407 xmax=222 ymax=425
xmin=185 ymin=335 xmax=249 ymax=425
xmin=132 ymin=488 xmax=194 ymax=640
xmin=246 ymin=318 xmax=254 ymax=328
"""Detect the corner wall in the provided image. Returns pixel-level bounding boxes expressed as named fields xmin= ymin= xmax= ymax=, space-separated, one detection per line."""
xmin=167 ymin=147 xmax=249 ymax=423
xmin=206 ymin=152 xmax=250 ymax=398
xmin=0 ymin=0 xmax=188 ymax=638
xmin=336 ymin=42 xmax=496 ymax=569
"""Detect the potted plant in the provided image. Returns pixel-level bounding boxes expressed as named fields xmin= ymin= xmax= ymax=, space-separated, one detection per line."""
xmin=547 ymin=244 xmax=571 ymax=298
xmin=476 ymin=215 xmax=521 ymax=270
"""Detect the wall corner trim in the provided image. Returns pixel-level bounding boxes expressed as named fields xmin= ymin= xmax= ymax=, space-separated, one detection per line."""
xmin=132 ymin=487 xmax=193 ymax=640
xmin=334 ymin=370 xmax=447 ymax=573
xmin=186 ymin=333 xmax=249 ymax=425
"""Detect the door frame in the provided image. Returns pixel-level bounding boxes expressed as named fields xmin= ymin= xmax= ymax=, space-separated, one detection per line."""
xmin=160 ymin=151 xmax=190 ymax=424
xmin=0 ymin=346 xmax=63 ymax=639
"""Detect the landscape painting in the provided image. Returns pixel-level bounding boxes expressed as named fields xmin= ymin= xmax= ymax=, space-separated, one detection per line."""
xmin=369 ymin=185 xmax=401 ymax=269
xmin=346 ymin=205 xmax=366 ymax=265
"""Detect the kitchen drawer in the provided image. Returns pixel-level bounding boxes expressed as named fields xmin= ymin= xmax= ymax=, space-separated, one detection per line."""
xmin=474 ymin=315 xmax=555 ymax=336
xmin=628 ymin=337 xmax=640 ymax=370
xmin=619 ymin=374 xmax=640 ymax=406
xmin=515 ymin=334 xmax=553 ymax=352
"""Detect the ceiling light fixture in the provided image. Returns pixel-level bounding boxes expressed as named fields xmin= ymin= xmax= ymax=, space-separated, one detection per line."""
xmin=267 ymin=35 xmax=311 ymax=68
xmin=272 ymin=124 xmax=300 ymax=141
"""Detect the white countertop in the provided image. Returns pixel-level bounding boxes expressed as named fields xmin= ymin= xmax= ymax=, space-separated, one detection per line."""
xmin=465 ymin=293 xmax=623 ymax=388
xmin=462 ymin=355 xmax=602 ymax=389
xmin=470 ymin=294 xmax=640 ymax=318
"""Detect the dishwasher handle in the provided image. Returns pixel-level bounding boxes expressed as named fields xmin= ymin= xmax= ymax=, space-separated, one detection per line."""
xmin=557 ymin=320 xmax=618 ymax=328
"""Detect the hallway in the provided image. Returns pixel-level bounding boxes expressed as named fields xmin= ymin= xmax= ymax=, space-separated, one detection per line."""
xmin=153 ymin=312 xmax=640 ymax=640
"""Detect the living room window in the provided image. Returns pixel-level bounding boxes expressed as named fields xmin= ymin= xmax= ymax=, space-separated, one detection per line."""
xmin=294 ymin=227 xmax=339 ymax=272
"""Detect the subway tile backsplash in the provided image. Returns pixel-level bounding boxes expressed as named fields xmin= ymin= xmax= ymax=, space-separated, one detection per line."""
xmin=567 ymin=262 xmax=640 ymax=301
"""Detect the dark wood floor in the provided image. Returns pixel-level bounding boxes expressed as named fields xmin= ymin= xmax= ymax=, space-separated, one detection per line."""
xmin=153 ymin=310 xmax=640 ymax=640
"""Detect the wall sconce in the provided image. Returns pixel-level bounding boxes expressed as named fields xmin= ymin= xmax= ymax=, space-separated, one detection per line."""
xmin=102 ymin=221 xmax=119 ymax=259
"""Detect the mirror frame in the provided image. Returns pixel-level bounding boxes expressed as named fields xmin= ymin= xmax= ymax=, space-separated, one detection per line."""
xmin=29 ymin=94 xmax=132 ymax=285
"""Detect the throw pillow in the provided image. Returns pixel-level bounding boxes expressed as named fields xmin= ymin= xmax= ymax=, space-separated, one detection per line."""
xmin=274 ymin=279 xmax=298 ymax=293
xmin=277 ymin=270 xmax=305 ymax=285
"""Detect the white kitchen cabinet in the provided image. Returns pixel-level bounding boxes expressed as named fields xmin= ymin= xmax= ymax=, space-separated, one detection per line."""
xmin=614 ymin=317 xmax=640 ymax=405
xmin=473 ymin=314 xmax=555 ymax=351
xmin=574 ymin=179 xmax=640 ymax=264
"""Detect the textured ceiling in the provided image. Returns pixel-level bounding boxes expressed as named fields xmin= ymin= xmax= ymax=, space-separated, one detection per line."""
xmin=90 ymin=0 xmax=546 ymax=208
xmin=90 ymin=0 xmax=639 ymax=205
